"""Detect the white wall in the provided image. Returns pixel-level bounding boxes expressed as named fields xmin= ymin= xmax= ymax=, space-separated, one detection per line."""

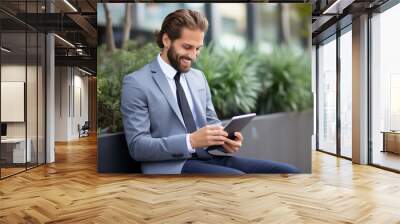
xmin=54 ymin=67 xmax=89 ymax=141
xmin=1 ymin=65 xmax=42 ymax=137
xmin=1 ymin=65 xmax=26 ymax=140
xmin=55 ymin=66 xmax=69 ymax=141
xmin=1 ymin=82 xmax=25 ymax=122
xmin=71 ymin=72 xmax=89 ymax=138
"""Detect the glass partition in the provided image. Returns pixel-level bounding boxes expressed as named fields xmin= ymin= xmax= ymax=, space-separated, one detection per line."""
xmin=1 ymin=30 xmax=28 ymax=177
xmin=317 ymin=36 xmax=337 ymax=155
xmin=0 ymin=0 xmax=46 ymax=179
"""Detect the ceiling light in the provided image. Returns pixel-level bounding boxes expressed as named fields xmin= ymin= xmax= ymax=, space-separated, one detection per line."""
xmin=76 ymin=48 xmax=85 ymax=55
xmin=63 ymin=0 xmax=78 ymax=12
xmin=54 ymin=34 xmax=75 ymax=48
xmin=323 ymin=0 xmax=341 ymax=14
xmin=322 ymin=0 xmax=354 ymax=15
xmin=78 ymin=67 xmax=92 ymax=76
xmin=1 ymin=47 xmax=11 ymax=53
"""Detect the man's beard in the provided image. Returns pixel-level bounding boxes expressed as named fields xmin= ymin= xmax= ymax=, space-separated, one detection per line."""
xmin=167 ymin=45 xmax=192 ymax=73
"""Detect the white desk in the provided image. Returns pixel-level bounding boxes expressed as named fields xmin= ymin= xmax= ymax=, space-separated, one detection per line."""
xmin=1 ymin=138 xmax=31 ymax=163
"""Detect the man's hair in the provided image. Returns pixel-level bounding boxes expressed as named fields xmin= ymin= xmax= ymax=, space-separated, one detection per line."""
xmin=155 ymin=9 xmax=208 ymax=48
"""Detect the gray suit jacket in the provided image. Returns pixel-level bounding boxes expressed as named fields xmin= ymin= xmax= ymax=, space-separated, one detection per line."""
xmin=121 ymin=57 xmax=221 ymax=174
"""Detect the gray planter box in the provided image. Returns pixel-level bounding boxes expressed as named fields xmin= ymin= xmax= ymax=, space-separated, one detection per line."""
xmin=97 ymin=110 xmax=312 ymax=173
xmin=221 ymin=110 xmax=312 ymax=173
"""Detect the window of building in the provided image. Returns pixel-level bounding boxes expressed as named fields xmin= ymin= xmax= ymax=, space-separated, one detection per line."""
xmin=339 ymin=27 xmax=352 ymax=158
xmin=370 ymin=3 xmax=400 ymax=171
xmin=317 ymin=36 xmax=337 ymax=155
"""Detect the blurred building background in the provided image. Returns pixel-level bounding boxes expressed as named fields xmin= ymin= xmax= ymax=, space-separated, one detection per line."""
xmin=97 ymin=3 xmax=310 ymax=54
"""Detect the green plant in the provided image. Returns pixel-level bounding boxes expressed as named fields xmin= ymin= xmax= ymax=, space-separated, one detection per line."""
xmin=97 ymin=41 xmax=159 ymax=133
xmin=194 ymin=45 xmax=261 ymax=119
xmin=97 ymin=41 xmax=312 ymax=134
xmin=255 ymin=46 xmax=312 ymax=114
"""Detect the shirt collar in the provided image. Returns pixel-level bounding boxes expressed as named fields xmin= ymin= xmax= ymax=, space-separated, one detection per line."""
xmin=157 ymin=53 xmax=178 ymax=80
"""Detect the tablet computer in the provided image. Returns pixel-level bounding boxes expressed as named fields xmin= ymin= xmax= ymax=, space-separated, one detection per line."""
xmin=223 ymin=113 xmax=256 ymax=139
xmin=206 ymin=113 xmax=256 ymax=151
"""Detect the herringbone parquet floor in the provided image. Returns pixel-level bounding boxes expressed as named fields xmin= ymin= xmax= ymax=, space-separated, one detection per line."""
xmin=1 ymin=135 xmax=400 ymax=223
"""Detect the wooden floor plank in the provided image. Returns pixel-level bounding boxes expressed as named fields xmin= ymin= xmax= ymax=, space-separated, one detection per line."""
xmin=0 ymin=135 xmax=400 ymax=223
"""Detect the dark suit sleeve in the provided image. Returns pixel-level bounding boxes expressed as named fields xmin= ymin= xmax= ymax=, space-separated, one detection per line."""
xmin=121 ymin=74 xmax=191 ymax=162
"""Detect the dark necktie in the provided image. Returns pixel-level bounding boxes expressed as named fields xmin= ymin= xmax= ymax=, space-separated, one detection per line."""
xmin=174 ymin=72 xmax=197 ymax=133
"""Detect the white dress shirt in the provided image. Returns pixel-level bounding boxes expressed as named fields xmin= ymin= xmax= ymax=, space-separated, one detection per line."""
xmin=157 ymin=53 xmax=197 ymax=153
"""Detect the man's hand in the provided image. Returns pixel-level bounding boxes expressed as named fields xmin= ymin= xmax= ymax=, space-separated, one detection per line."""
xmin=222 ymin=132 xmax=243 ymax=153
xmin=189 ymin=125 xmax=228 ymax=148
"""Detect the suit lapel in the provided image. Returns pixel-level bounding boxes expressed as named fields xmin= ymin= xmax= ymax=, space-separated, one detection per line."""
xmin=150 ymin=59 xmax=186 ymax=128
